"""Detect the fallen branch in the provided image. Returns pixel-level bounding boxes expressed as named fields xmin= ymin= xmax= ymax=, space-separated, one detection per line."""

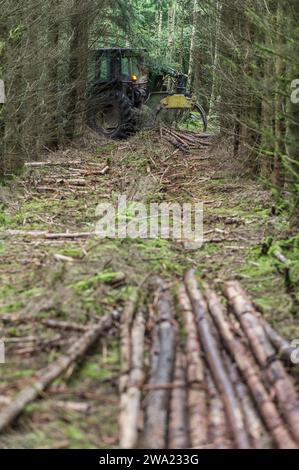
xmin=41 ymin=319 xmax=90 ymax=332
xmin=273 ymin=250 xmax=290 ymax=266
xmin=119 ymin=290 xmax=139 ymax=394
xmin=40 ymin=177 xmax=86 ymax=186
xmin=25 ymin=160 xmax=82 ymax=167
xmin=4 ymin=230 xmax=94 ymax=239
xmin=0 ymin=312 xmax=117 ymax=433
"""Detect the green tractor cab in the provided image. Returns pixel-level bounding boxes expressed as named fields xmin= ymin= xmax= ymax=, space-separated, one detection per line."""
xmin=87 ymin=48 xmax=207 ymax=139
xmin=88 ymin=48 xmax=149 ymax=139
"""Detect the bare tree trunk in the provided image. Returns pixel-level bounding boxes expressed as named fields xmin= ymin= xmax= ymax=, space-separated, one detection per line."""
xmin=286 ymin=0 xmax=299 ymax=224
xmin=167 ymin=0 xmax=177 ymax=62
xmin=3 ymin=1 xmax=24 ymax=173
xmin=157 ymin=0 xmax=163 ymax=41
xmin=209 ymin=0 xmax=222 ymax=118
xmin=273 ymin=2 xmax=285 ymax=189
xmin=187 ymin=0 xmax=199 ymax=90
xmin=67 ymin=0 xmax=90 ymax=140
xmin=46 ymin=0 xmax=60 ymax=148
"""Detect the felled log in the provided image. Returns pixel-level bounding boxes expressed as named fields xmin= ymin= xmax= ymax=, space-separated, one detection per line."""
xmin=262 ymin=321 xmax=297 ymax=365
xmin=205 ymin=286 xmax=297 ymax=449
xmin=0 ymin=313 xmax=117 ymax=433
xmin=119 ymin=290 xmax=139 ymax=395
xmin=224 ymin=281 xmax=299 ymax=444
xmin=119 ymin=310 xmax=145 ymax=449
xmin=206 ymin=373 xmax=231 ymax=449
xmin=222 ymin=351 xmax=271 ymax=449
xmin=142 ymin=277 xmax=176 ymax=449
xmin=168 ymin=350 xmax=189 ymax=449
xmin=118 ymin=293 xmax=141 ymax=449
xmin=178 ymin=284 xmax=208 ymax=448
xmin=184 ymin=270 xmax=251 ymax=449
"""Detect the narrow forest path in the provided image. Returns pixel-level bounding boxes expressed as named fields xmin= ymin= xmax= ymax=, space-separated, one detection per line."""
xmin=0 ymin=132 xmax=298 ymax=448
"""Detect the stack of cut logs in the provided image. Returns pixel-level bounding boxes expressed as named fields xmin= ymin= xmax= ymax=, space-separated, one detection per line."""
xmin=160 ymin=127 xmax=212 ymax=152
xmin=119 ymin=271 xmax=299 ymax=449
xmin=0 ymin=271 xmax=298 ymax=449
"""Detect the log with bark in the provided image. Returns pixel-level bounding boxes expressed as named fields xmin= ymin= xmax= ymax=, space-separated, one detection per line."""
xmin=206 ymin=372 xmax=231 ymax=448
xmin=119 ymin=309 xmax=146 ymax=449
xmin=224 ymin=281 xmax=299 ymax=444
xmin=168 ymin=350 xmax=189 ymax=449
xmin=4 ymin=229 xmax=93 ymax=239
xmin=142 ymin=277 xmax=176 ymax=449
xmin=205 ymin=285 xmax=297 ymax=448
xmin=178 ymin=284 xmax=208 ymax=448
xmin=184 ymin=270 xmax=251 ymax=449
xmin=222 ymin=351 xmax=271 ymax=448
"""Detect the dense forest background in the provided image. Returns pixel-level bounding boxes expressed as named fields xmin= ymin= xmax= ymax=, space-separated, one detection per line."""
xmin=0 ymin=0 xmax=298 ymax=222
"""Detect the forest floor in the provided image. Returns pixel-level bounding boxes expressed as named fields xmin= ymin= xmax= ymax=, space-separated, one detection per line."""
xmin=0 ymin=131 xmax=299 ymax=448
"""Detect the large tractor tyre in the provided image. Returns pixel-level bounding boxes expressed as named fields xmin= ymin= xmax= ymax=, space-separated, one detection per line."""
xmin=156 ymin=101 xmax=208 ymax=133
xmin=88 ymin=91 xmax=136 ymax=139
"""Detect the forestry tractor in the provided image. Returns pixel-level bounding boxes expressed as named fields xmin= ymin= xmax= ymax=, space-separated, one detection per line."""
xmin=87 ymin=48 xmax=207 ymax=139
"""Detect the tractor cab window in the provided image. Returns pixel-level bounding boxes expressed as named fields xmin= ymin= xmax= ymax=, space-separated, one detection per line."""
xmin=96 ymin=54 xmax=109 ymax=82
xmin=121 ymin=55 xmax=142 ymax=80
xmin=99 ymin=56 xmax=109 ymax=81
xmin=131 ymin=57 xmax=140 ymax=76
xmin=121 ymin=57 xmax=130 ymax=78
